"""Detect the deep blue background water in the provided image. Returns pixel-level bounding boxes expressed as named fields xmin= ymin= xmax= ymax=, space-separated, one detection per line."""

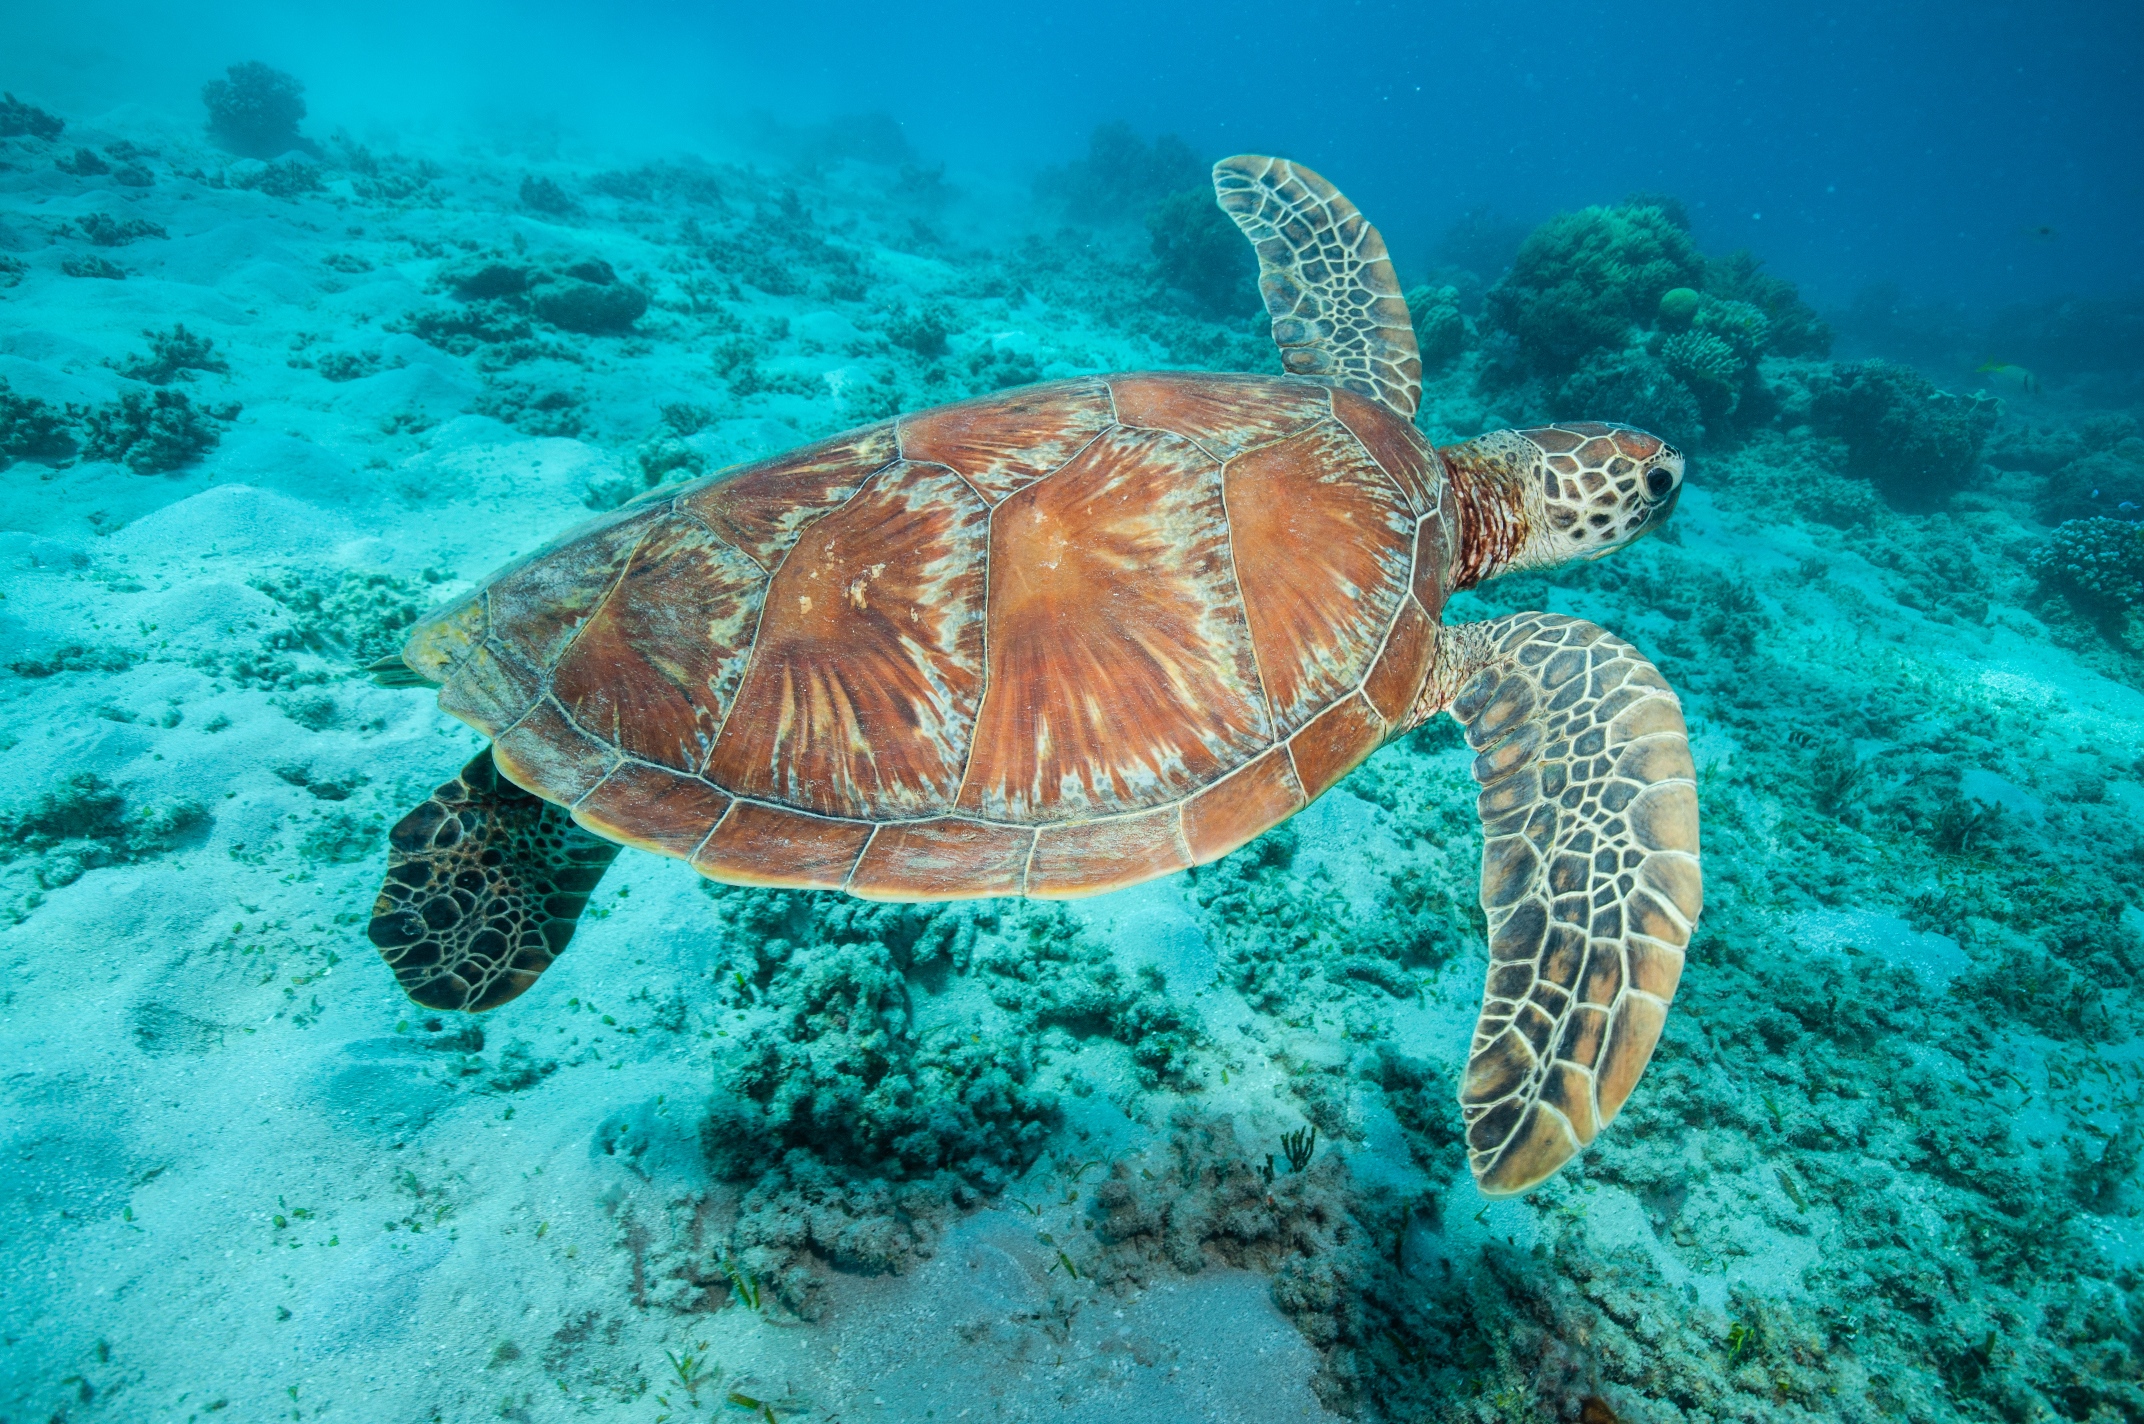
xmin=5 ymin=0 xmax=2141 ymax=311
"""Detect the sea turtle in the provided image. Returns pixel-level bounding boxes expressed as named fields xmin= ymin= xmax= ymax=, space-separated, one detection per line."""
xmin=367 ymin=156 xmax=1701 ymax=1195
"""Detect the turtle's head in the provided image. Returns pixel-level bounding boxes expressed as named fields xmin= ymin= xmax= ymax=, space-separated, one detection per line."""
xmin=1441 ymin=423 xmax=1684 ymax=587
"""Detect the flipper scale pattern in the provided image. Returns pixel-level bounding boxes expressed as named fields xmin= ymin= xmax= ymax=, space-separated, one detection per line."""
xmin=1212 ymin=155 xmax=1422 ymax=420
xmin=1445 ymin=613 xmax=1702 ymax=1194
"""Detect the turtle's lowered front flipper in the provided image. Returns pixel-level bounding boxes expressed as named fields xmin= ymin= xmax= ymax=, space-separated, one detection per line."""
xmin=1440 ymin=614 xmax=1702 ymax=1195
xmin=369 ymin=750 xmax=621 ymax=1012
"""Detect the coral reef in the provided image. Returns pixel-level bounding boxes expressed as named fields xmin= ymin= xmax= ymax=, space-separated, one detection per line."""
xmin=74 ymin=213 xmax=166 ymax=247
xmin=1703 ymin=250 xmax=1833 ymax=357
xmin=968 ymin=908 xmax=1200 ymax=1088
xmin=1084 ymin=1110 xmax=1460 ymax=1418
xmin=1484 ymin=203 xmax=1702 ymax=377
xmin=2011 ymin=415 xmax=2144 ymax=524
xmin=1656 ymin=285 xmax=1700 ymax=330
xmin=0 ymin=380 xmax=73 ymax=465
xmin=2031 ymin=517 xmax=2144 ymax=618
xmin=1406 ymin=285 xmax=1467 ymax=370
xmin=1806 ymin=360 xmax=1999 ymax=509
xmin=6 ymin=98 xmax=2144 ymax=1424
xmin=529 ymin=260 xmax=648 ymax=333
xmin=201 ymin=61 xmax=309 ymax=158
xmin=250 ymin=567 xmax=438 ymax=666
xmin=54 ymin=147 xmax=108 ymax=177
xmin=1036 ymin=122 xmax=1205 ymax=223
xmin=1465 ymin=199 xmax=1848 ymax=449
xmin=1560 ymin=346 xmax=1704 ymax=448
xmin=520 ymin=175 xmax=580 ymax=216
xmin=60 ymin=255 xmax=126 ymax=280
xmin=695 ymin=894 xmax=1059 ymax=1311
xmin=411 ymin=253 xmax=647 ymax=350
xmin=1 ymin=772 xmax=208 ymax=918
xmin=232 ymin=158 xmax=323 ymax=200
xmin=1146 ymin=186 xmax=1256 ymax=317
xmin=116 ymin=325 xmax=229 ymax=385
xmin=0 ymin=92 xmax=63 ymax=140
xmin=80 ymin=390 xmax=234 ymax=473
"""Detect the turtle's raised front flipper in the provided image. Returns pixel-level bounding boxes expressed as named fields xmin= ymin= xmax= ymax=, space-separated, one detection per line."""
xmin=1438 ymin=614 xmax=1702 ymax=1194
xmin=368 ymin=750 xmax=620 ymax=1012
xmin=1211 ymin=155 xmax=1421 ymax=420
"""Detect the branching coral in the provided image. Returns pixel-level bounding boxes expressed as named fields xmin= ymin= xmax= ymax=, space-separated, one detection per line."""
xmin=232 ymin=159 xmax=323 ymax=200
xmin=411 ymin=253 xmax=647 ymax=350
xmin=1659 ymin=329 xmax=1744 ymax=415
xmin=705 ymin=934 xmax=1057 ymax=1190
xmin=1693 ymin=296 xmax=1771 ymax=359
xmin=250 ymin=567 xmax=437 ymax=665
xmin=701 ymin=894 xmax=1059 ymax=1197
xmin=1703 ymin=249 xmax=1832 ymax=356
xmin=519 ymin=175 xmax=579 ymax=216
xmin=76 ymin=213 xmax=166 ymax=247
xmin=528 ymin=260 xmax=647 ymax=334
xmin=882 ymin=303 xmax=951 ymax=356
xmin=969 ymin=908 xmax=1200 ymax=1087
xmin=117 ymin=325 xmax=228 ymax=385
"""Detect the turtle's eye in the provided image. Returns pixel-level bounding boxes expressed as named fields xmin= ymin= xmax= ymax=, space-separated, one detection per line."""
xmin=1645 ymin=466 xmax=1675 ymax=498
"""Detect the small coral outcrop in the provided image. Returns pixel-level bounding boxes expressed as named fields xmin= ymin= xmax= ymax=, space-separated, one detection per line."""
xmin=1466 ymin=198 xmax=1845 ymax=450
xmin=2030 ymin=517 xmax=2144 ymax=618
xmin=1703 ymin=248 xmax=1832 ymax=356
xmin=1562 ymin=345 xmax=1703 ymax=445
xmin=1 ymin=380 xmax=73 ymax=467
xmin=519 ymin=175 xmax=579 ymax=216
xmin=0 ymin=92 xmax=64 ymax=140
xmin=1147 ymin=186 xmax=1256 ymax=316
xmin=413 ymin=253 xmax=649 ymax=349
xmin=529 ymin=259 xmax=648 ymax=334
xmin=81 ymin=390 xmax=235 ymax=473
xmin=1037 ymin=122 xmax=1205 ymax=223
xmin=202 ymin=61 xmax=309 ymax=158
xmin=1404 ymin=285 xmax=1467 ymax=370
xmin=1806 ymin=359 xmax=1998 ymax=509
xmin=1484 ymin=202 xmax=1702 ymax=377
xmin=116 ymin=325 xmax=229 ymax=386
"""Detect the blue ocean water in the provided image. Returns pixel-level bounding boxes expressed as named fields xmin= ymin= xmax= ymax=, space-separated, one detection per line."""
xmin=1 ymin=3 xmax=2141 ymax=1421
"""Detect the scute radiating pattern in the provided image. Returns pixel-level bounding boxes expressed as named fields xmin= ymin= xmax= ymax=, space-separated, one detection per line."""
xmin=1211 ymin=155 xmax=1423 ymax=420
xmin=1450 ymin=614 xmax=1702 ymax=1195
xmin=367 ymin=751 xmax=621 ymax=1011
xmin=416 ymin=374 xmax=1449 ymax=899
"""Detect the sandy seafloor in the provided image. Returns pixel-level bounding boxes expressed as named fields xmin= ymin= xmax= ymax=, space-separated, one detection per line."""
xmin=2 ymin=105 xmax=2142 ymax=1424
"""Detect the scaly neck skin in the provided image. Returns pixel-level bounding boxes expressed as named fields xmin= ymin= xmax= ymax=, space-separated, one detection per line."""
xmin=1441 ymin=431 xmax=1549 ymax=591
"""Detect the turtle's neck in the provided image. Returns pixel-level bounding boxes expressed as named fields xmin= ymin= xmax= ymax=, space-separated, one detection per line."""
xmin=1440 ymin=432 xmax=1536 ymax=590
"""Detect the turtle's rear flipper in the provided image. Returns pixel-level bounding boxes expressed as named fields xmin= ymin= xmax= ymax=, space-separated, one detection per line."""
xmin=369 ymin=750 xmax=621 ymax=1012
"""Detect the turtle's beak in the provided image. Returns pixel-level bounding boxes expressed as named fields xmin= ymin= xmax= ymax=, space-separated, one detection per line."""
xmin=1588 ymin=482 xmax=1680 ymax=560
